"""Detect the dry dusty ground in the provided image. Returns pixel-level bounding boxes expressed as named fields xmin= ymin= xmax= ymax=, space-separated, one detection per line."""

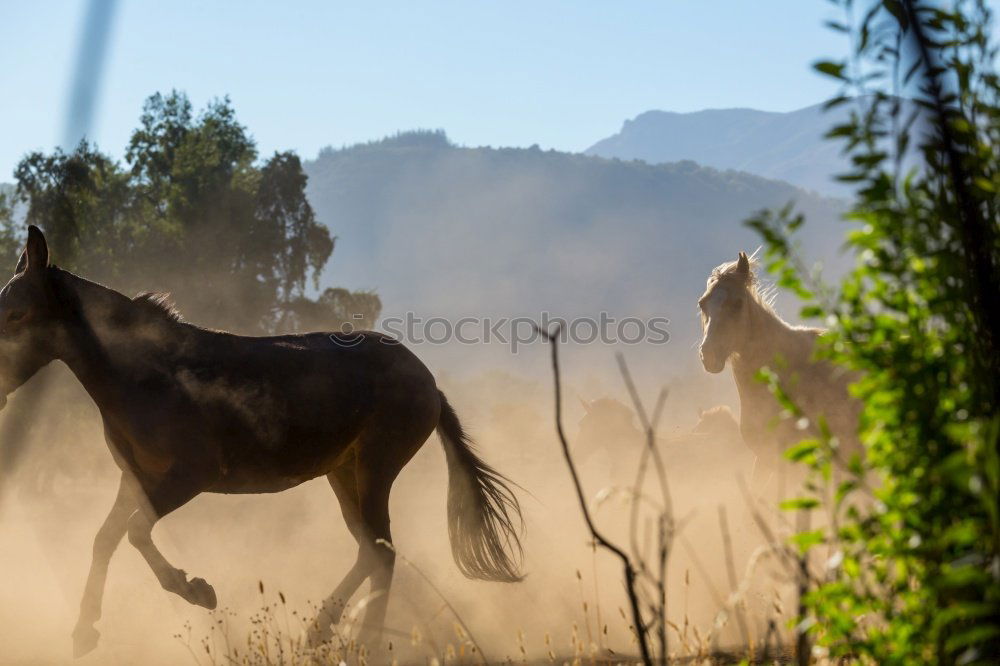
xmin=0 ymin=362 xmax=805 ymax=665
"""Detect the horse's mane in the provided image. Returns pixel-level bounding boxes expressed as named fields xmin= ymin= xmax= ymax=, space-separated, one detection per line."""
xmin=703 ymin=255 xmax=824 ymax=349
xmin=131 ymin=292 xmax=184 ymax=324
xmin=706 ymin=255 xmax=778 ymax=314
xmin=51 ymin=267 xmax=186 ymax=332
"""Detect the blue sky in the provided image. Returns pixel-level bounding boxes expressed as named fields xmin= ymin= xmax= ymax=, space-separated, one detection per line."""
xmin=0 ymin=1 xmax=907 ymax=179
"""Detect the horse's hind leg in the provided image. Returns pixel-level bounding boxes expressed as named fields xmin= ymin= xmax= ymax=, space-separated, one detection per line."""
xmin=309 ymin=452 xmax=403 ymax=651
xmin=353 ymin=464 xmax=395 ymax=650
xmin=307 ymin=462 xmax=376 ymax=645
xmin=126 ymin=467 xmax=217 ymax=610
xmin=72 ymin=474 xmax=136 ymax=657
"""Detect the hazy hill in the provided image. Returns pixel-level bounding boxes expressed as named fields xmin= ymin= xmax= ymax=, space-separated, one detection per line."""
xmin=0 ymin=134 xmax=852 ymax=376
xmin=304 ymin=131 xmax=849 ymax=373
xmin=0 ymin=134 xmax=852 ymax=393
xmin=585 ymin=103 xmax=850 ymax=196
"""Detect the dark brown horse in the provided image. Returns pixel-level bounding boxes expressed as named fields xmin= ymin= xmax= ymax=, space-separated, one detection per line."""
xmin=0 ymin=226 xmax=523 ymax=656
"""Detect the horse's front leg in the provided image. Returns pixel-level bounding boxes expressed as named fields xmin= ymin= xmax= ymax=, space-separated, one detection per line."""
xmin=72 ymin=474 xmax=136 ymax=657
xmin=126 ymin=465 xmax=218 ymax=610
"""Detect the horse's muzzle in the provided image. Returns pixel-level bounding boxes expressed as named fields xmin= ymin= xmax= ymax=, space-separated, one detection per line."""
xmin=700 ymin=349 xmax=726 ymax=374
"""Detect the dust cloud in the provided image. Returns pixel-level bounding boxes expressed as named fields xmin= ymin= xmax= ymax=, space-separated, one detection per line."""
xmin=0 ymin=342 xmax=806 ymax=664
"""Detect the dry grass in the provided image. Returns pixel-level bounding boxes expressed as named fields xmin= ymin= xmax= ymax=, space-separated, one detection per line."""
xmin=175 ymin=595 xmax=811 ymax=666
xmin=174 ymin=518 xmax=825 ymax=666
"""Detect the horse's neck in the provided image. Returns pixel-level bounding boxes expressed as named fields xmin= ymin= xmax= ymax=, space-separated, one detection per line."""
xmin=52 ymin=271 xmax=155 ymax=409
xmin=728 ymin=300 xmax=818 ymax=452
xmin=731 ymin=299 xmax=816 ymax=387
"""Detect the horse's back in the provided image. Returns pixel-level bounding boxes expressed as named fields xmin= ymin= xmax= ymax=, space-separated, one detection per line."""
xmin=174 ymin=330 xmax=440 ymax=493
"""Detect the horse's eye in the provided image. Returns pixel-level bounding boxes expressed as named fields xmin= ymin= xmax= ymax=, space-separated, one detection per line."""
xmin=6 ymin=310 xmax=26 ymax=324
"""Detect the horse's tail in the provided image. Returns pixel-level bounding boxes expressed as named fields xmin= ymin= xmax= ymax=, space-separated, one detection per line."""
xmin=437 ymin=391 xmax=524 ymax=582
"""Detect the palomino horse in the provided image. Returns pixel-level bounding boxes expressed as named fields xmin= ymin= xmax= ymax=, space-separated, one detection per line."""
xmin=0 ymin=226 xmax=523 ymax=656
xmin=698 ymin=252 xmax=861 ymax=474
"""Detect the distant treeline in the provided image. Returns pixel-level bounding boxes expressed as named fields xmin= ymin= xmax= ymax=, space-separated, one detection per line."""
xmin=0 ymin=91 xmax=379 ymax=335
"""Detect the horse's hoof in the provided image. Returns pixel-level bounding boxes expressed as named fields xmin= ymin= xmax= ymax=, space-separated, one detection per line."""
xmin=356 ymin=627 xmax=385 ymax=650
xmin=72 ymin=625 xmax=100 ymax=658
xmin=356 ymin=631 xmax=389 ymax=658
xmin=185 ymin=577 xmax=217 ymax=609
xmin=305 ymin=621 xmax=333 ymax=647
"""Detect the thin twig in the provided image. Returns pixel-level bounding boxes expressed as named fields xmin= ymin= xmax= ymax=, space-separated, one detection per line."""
xmin=795 ymin=511 xmax=811 ymax=666
xmin=616 ymin=354 xmax=672 ymax=663
xmin=717 ymin=505 xmax=750 ymax=649
xmin=537 ymin=325 xmax=654 ymax=666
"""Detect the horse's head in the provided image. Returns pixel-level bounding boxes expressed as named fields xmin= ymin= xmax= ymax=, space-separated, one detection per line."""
xmin=0 ymin=226 xmax=61 ymax=408
xmin=578 ymin=397 xmax=639 ymax=440
xmin=698 ymin=251 xmax=754 ymax=374
xmin=692 ymin=405 xmax=740 ymax=438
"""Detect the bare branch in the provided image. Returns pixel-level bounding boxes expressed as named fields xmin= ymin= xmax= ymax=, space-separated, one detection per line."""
xmin=537 ymin=325 xmax=654 ymax=666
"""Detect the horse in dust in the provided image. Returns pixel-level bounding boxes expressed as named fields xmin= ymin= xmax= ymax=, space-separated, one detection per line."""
xmin=575 ymin=397 xmax=638 ymax=468
xmin=576 ymin=398 xmax=752 ymax=498
xmin=698 ymin=251 xmax=861 ymax=474
xmin=691 ymin=405 xmax=741 ymax=440
xmin=0 ymin=226 xmax=523 ymax=657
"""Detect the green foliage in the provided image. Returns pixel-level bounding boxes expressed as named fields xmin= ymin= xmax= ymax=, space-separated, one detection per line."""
xmin=0 ymin=186 xmax=21 ymax=272
xmin=282 ymin=287 xmax=382 ymax=334
xmin=13 ymin=91 xmax=378 ymax=334
xmin=15 ymin=142 xmax=133 ymax=279
xmin=748 ymin=2 xmax=1000 ymax=663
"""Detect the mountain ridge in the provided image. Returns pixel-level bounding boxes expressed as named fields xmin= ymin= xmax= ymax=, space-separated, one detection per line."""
xmin=585 ymin=102 xmax=850 ymax=195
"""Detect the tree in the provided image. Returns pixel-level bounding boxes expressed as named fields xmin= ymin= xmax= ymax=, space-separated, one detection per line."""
xmin=13 ymin=91 xmax=377 ymax=334
xmin=253 ymin=151 xmax=336 ymax=331
xmin=749 ymin=1 xmax=1000 ymax=663
xmin=282 ymin=287 xmax=382 ymax=335
xmin=14 ymin=142 xmax=134 ymax=286
xmin=0 ymin=186 xmax=20 ymax=272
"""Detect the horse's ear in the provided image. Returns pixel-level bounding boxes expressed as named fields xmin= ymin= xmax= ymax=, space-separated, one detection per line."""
xmin=24 ymin=225 xmax=49 ymax=273
xmin=736 ymin=251 xmax=750 ymax=280
xmin=14 ymin=249 xmax=26 ymax=274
